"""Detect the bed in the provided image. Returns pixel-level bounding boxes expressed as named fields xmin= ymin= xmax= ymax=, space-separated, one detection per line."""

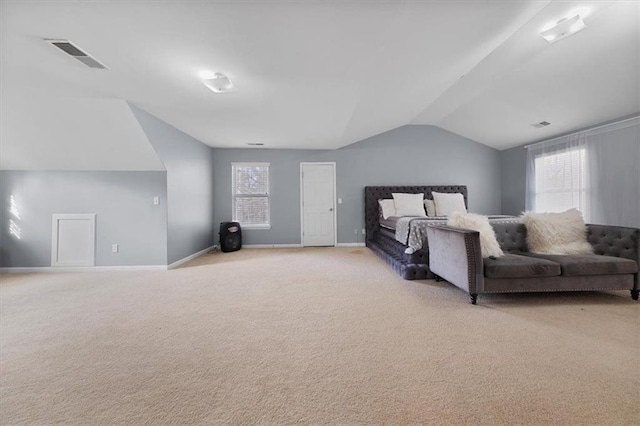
xmin=364 ymin=186 xmax=518 ymax=280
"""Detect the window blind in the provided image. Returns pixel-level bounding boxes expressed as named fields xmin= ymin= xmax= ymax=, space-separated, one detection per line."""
xmin=533 ymin=147 xmax=586 ymax=213
xmin=232 ymin=164 xmax=270 ymax=227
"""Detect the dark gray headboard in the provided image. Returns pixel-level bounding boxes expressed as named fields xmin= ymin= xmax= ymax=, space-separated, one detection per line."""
xmin=364 ymin=185 xmax=468 ymax=241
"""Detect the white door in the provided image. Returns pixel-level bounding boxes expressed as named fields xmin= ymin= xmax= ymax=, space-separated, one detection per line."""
xmin=51 ymin=214 xmax=96 ymax=267
xmin=301 ymin=163 xmax=336 ymax=246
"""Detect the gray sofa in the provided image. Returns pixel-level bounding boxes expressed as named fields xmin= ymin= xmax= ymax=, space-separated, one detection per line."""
xmin=426 ymin=222 xmax=639 ymax=304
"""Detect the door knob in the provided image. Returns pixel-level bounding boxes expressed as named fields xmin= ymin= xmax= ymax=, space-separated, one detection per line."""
xmin=329 ymin=208 xmax=333 ymax=211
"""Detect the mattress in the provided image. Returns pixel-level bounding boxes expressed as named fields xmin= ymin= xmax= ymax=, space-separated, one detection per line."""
xmin=380 ymin=215 xmax=447 ymax=230
xmin=379 ymin=216 xmax=400 ymax=230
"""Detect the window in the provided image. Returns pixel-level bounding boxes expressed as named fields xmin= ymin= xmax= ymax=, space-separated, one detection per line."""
xmin=232 ymin=163 xmax=270 ymax=228
xmin=533 ymin=147 xmax=587 ymax=213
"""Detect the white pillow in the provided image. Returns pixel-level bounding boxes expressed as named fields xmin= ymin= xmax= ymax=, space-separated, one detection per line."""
xmin=448 ymin=212 xmax=504 ymax=258
xmin=432 ymin=192 xmax=467 ymax=216
xmin=521 ymin=209 xmax=593 ymax=255
xmin=378 ymin=199 xmax=396 ymax=220
xmin=424 ymin=199 xmax=436 ymax=217
xmin=392 ymin=193 xmax=426 ymax=217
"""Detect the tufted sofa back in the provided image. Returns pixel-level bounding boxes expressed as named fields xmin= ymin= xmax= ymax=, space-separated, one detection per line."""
xmin=587 ymin=224 xmax=640 ymax=263
xmin=493 ymin=222 xmax=528 ymax=253
xmin=492 ymin=222 xmax=640 ymax=264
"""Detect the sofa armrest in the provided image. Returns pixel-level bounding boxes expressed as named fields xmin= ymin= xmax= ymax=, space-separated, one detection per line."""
xmin=587 ymin=224 xmax=639 ymax=263
xmin=426 ymin=225 xmax=484 ymax=295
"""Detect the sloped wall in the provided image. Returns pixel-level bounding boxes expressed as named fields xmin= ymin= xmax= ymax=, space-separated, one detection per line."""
xmin=129 ymin=105 xmax=215 ymax=264
xmin=0 ymin=97 xmax=165 ymax=171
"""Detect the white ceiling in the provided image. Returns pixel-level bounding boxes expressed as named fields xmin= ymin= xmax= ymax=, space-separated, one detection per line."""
xmin=1 ymin=0 xmax=638 ymax=152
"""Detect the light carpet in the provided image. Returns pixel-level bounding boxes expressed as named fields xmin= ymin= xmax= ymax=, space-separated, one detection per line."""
xmin=1 ymin=247 xmax=638 ymax=425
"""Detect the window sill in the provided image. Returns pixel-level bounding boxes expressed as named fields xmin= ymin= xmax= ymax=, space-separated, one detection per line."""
xmin=240 ymin=225 xmax=271 ymax=230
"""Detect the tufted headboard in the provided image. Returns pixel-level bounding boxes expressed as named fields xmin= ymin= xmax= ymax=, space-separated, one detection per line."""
xmin=364 ymin=185 xmax=468 ymax=242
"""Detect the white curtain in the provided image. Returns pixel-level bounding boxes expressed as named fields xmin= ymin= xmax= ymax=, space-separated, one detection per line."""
xmin=526 ymin=117 xmax=640 ymax=227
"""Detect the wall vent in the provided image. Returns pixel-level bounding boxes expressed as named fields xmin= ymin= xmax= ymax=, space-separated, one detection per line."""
xmin=45 ymin=39 xmax=108 ymax=70
xmin=531 ymin=121 xmax=551 ymax=128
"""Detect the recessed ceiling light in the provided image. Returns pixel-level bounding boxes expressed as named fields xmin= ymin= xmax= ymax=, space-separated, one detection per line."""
xmin=200 ymin=72 xmax=236 ymax=93
xmin=540 ymin=14 xmax=586 ymax=43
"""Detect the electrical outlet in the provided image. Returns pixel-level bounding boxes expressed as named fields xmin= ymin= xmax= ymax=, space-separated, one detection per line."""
xmin=361 ymin=228 xmax=365 ymax=235
xmin=111 ymin=244 xmax=119 ymax=253
xmin=338 ymin=198 xmax=343 ymax=204
xmin=153 ymin=196 xmax=160 ymax=205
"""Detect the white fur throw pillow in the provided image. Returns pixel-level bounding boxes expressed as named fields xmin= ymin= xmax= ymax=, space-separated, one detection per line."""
xmin=392 ymin=193 xmax=426 ymax=217
xmin=521 ymin=209 xmax=593 ymax=255
xmin=432 ymin=192 xmax=467 ymax=216
xmin=448 ymin=212 xmax=504 ymax=258
xmin=424 ymin=199 xmax=436 ymax=216
xmin=378 ymin=199 xmax=396 ymax=220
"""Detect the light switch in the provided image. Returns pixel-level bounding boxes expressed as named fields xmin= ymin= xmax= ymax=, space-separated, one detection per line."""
xmin=112 ymin=244 xmax=119 ymax=253
xmin=153 ymin=196 xmax=160 ymax=205
xmin=338 ymin=198 xmax=343 ymax=204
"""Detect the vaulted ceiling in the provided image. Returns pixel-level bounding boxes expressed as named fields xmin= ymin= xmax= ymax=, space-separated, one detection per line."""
xmin=1 ymin=0 xmax=638 ymax=152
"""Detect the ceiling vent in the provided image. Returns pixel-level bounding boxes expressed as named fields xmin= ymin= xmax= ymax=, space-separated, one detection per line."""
xmin=531 ymin=121 xmax=551 ymax=128
xmin=45 ymin=39 xmax=108 ymax=70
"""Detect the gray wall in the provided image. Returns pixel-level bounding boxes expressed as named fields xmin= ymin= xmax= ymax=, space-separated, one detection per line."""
xmin=499 ymin=145 xmax=527 ymax=215
xmin=213 ymin=125 xmax=502 ymax=245
xmin=0 ymin=171 xmax=167 ymax=267
xmin=130 ymin=105 xmax=215 ymax=264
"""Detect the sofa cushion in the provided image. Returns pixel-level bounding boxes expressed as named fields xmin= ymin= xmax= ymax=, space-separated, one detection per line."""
xmin=522 ymin=209 xmax=593 ymax=255
xmin=520 ymin=253 xmax=638 ymax=277
xmin=484 ymin=254 xmax=561 ymax=279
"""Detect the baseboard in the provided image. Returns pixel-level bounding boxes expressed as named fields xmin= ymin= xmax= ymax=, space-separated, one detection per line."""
xmin=1 ymin=244 xmax=216 ymax=273
xmin=243 ymin=244 xmax=303 ymax=248
xmin=168 ymin=245 xmax=215 ymax=270
xmin=243 ymin=243 xmax=365 ymax=248
xmin=0 ymin=244 xmax=366 ymax=273
xmin=0 ymin=265 xmax=167 ymax=274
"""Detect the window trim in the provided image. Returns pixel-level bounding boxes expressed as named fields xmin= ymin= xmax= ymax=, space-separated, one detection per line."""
xmin=231 ymin=162 xmax=271 ymax=230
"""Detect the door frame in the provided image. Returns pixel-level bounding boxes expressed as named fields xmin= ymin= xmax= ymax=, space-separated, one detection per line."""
xmin=300 ymin=162 xmax=337 ymax=247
